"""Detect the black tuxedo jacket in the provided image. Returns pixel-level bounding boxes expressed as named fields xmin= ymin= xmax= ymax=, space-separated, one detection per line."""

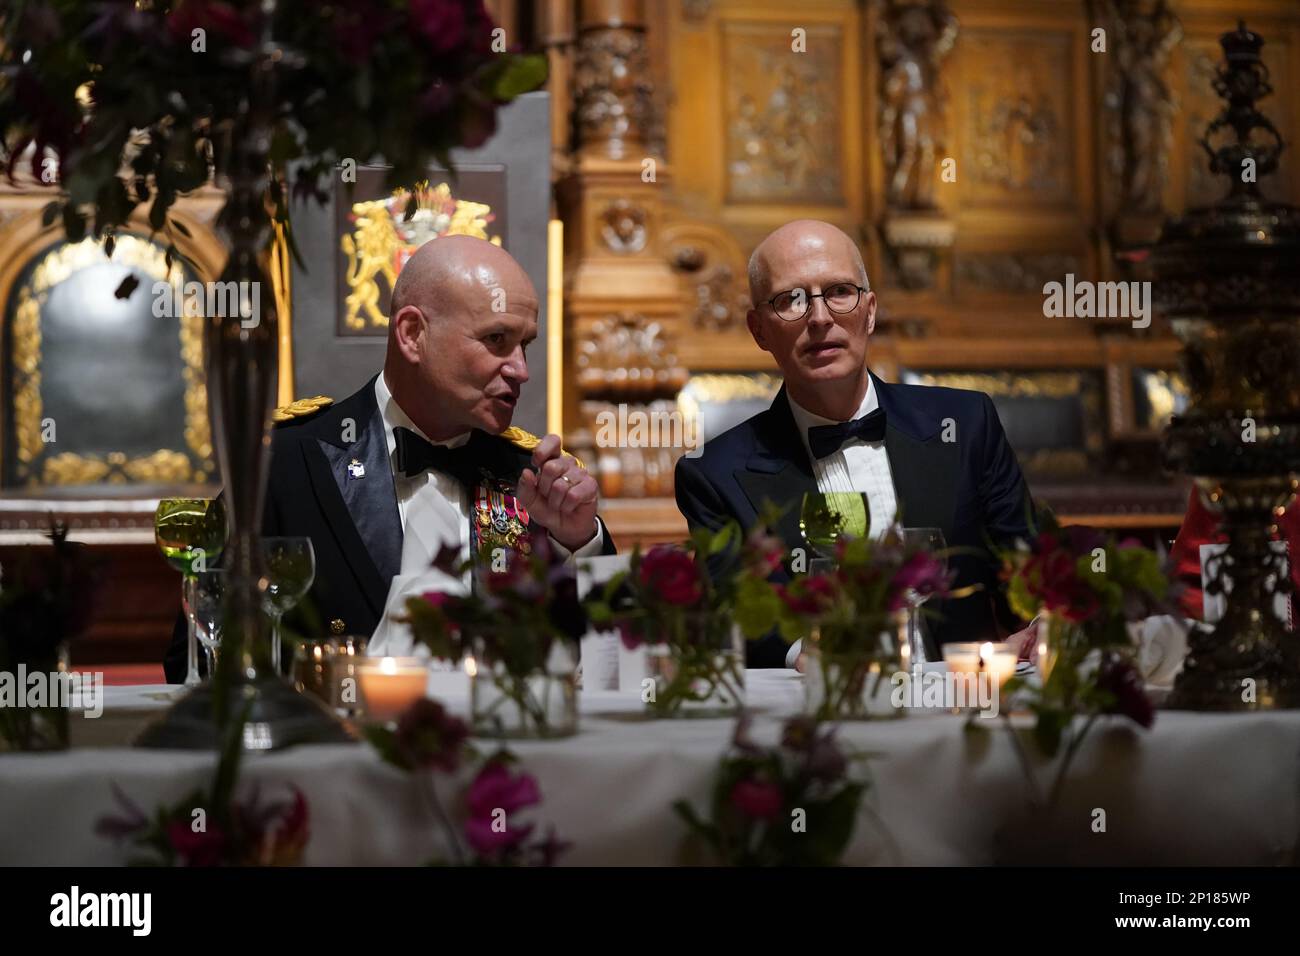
xmin=674 ymin=372 xmax=1035 ymax=668
xmin=164 ymin=375 xmax=617 ymax=682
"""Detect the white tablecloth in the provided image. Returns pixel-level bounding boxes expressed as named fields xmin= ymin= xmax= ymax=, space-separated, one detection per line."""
xmin=3 ymin=672 xmax=1299 ymax=866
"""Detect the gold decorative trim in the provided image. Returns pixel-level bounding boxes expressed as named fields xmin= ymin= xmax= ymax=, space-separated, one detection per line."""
xmin=906 ymin=370 xmax=1084 ymax=400
xmin=499 ymin=425 xmax=585 ymax=471
xmin=271 ymin=395 xmax=334 ymax=423
xmin=10 ymin=234 xmax=214 ymax=486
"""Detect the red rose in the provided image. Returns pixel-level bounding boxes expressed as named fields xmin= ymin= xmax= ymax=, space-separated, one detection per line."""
xmin=638 ymin=546 xmax=703 ymax=607
xmin=729 ymin=778 xmax=784 ymax=822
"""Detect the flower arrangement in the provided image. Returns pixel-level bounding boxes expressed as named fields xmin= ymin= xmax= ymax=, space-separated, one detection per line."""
xmin=673 ymin=714 xmax=876 ymax=866
xmin=366 ymin=697 xmax=567 ymax=866
xmin=403 ymin=538 xmax=586 ymax=737
xmin=751 ymin=527 xmax=958 ymax=720
xmin=97 ymin=781 xmax=310 ymax=867
xmin=585 ymin=520 xmax=784 ymax=717
xmin=97 ymin=701 xmax=309 ymax=865
xmin=0 ymin=0 xmax=546 ymax=262
xmin=994 ymin=509 xmax=1178 ymax=809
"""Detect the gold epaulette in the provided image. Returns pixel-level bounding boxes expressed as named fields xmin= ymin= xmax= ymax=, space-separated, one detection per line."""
xmin=498 ymin=426 xmax=585 ymax=470
xmin=271 ymin=395 xmax=334 ymax=424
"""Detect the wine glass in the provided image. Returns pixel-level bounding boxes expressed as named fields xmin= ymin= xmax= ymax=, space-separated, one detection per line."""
xmin=901 ymin=527 xmax=948 ymax=666
xmin=192 ymin=569 xmax=227 ymax=677
xmin=155 ymin=498 xmax=228 ymax=687
xmin=262 ymin=536 xmax=316 ymax=676
xmin=799 ymin=492 xmax=869 ymax=572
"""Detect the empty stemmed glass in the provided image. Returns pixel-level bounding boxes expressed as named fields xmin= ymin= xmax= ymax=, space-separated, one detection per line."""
xmin=262 ymin=536 xmax=316 ymax=676
xmin=154 ymin=497 xmax=228 ymax=688
xmin=799 ymin=492 xmax=869 ymax=573
xmin=192 ymin=569 xmax=227 ymax=677
xmin=900 ymin=527 xmax=948 ymax=665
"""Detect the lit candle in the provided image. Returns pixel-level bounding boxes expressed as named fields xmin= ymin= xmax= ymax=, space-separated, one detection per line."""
xmin=942 ymin=642 xmax=1017 ymax=690
xmin=355 ymin=656 xmax=428 ymax=722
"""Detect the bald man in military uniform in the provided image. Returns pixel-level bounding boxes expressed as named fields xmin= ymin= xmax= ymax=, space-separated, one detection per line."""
xmin=165 ymin=236 xmax=614 ymax=681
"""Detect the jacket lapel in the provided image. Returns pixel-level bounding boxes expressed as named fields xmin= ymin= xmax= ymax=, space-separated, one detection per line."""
xmin=873 ymin=373 xmax=960 ymax=532
xmin=735 ymin=387 xmax=819 ymax=550
xmin=301 ymin=377 xmax=402 ymax=616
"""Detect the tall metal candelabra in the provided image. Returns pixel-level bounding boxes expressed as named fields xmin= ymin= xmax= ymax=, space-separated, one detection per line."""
xmin=137 ymin=11 xmax=351 ymax=749
xmin=1156 ymin=22 xmax=1300 ymax=710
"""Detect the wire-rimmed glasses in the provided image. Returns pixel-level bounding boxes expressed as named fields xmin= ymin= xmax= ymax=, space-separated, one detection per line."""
xmin=767 ymin=282 xmax=867 ymax=322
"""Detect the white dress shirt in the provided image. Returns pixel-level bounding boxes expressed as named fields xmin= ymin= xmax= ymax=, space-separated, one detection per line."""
xmin=783 ymin=377 xmax=900 ymax=667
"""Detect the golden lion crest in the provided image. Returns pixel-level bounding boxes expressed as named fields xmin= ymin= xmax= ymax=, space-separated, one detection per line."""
xmin=341 ymin=181 xmax=502 ymax=331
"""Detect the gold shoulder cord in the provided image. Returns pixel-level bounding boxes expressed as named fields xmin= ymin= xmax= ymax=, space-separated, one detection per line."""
xmin=498 ymin=426 xmax=585 ymax=470
xmin=272 ymin=395 xmax=334 ymax=424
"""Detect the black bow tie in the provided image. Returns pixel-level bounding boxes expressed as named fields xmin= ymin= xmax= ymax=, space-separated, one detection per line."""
xmin=806 ymin=408 xmax=887 ymax=460
xmin=394 ymin=426 xmax=476 ymax=484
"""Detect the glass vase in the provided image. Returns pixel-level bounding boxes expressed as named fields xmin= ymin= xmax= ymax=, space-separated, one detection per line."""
xmin=804 ymin=612 xmax=908 ymax=721
xmin=0 ymin=646 xmax=71 ymax=752
xmin=469 ymin=641 xmax=578 ymax=739
xmin=644 ymin=620 xmax=745 ymax=718
xmin=1036 ymin=610 xmax=1082 ymax=684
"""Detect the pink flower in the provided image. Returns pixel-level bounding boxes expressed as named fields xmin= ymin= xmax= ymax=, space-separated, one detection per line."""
xmin=464 ymin=759 xmax=542 ymax=856
xmin=467 ymin=760 xmax=541 ymax=817
xmin=639 ymin=546 xmax=703 ymax=607
xmin=729 ymin=778 xmax=784 ymax=822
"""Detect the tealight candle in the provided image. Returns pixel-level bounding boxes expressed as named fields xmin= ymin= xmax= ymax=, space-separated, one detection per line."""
xmin=355 ymin=656 xmax=428 ymax=722
xmin=942 ymin=642 xmax=1018 ymax=691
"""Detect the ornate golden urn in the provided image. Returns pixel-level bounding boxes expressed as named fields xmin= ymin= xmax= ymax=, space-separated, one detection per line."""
xmin=1156 ymin=23 xmax=1300 ymax=710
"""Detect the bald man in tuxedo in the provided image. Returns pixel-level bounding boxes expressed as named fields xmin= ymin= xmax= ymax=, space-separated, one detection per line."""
xmin=166 ymin=236 xmax=614 ymax=680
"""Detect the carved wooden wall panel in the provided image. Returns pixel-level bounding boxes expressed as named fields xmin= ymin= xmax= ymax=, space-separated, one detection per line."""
xmin=722 ymin=22 xmax=845 ymax=204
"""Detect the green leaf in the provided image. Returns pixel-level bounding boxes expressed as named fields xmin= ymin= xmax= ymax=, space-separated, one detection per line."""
xmin=708 ymin=521 xmax=736 ymax=556
xmin=483 ymin=53 xmax=549 ymax=101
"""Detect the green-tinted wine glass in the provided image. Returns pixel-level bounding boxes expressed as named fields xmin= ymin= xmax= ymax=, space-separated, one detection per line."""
xmin=155 ymin=497 xmax=227 ymax=687
xmin=799 ymin=492 xmax=869 ymax=566
xmin=262 ymin=536 xmax=316 ymax=676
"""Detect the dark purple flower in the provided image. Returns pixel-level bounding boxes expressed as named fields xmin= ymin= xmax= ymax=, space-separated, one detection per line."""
xmin=166 ymin=815 xmax=229 ymax=867
xmin=729 ymin=778 xmax=783 ymax=822
xmin=394 ymin=698 xmax=471 ymax=773
xmin=1096 ymin=655 xmax=1155 ymax=729
xmin=165 ymin=0 xmax=257 ymax=48
xmin=410 ymin=0 xmax=469 ymax=54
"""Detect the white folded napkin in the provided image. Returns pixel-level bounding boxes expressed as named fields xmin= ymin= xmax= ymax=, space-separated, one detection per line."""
xmin=367 ymin=566 xmax=466 ymax=661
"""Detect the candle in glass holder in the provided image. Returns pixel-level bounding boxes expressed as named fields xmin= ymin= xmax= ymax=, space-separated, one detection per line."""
xmin=356 ymin=656 xmax=428 ymax=722
xmin=942 ymin=642 xmax=1017 ymax=691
